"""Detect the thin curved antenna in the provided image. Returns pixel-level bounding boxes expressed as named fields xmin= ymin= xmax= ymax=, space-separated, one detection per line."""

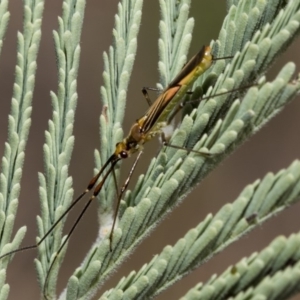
xmin=43 ymin=158 xmax=119 ymax=300
xmin=0 ymin=155 xmax=115 ymax=266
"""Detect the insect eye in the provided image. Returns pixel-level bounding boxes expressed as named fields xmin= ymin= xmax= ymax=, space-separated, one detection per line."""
xmin=120 ymin=151 xmax=128 ymax=159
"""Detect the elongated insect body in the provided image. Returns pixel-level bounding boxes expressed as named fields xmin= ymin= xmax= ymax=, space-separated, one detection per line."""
xmin=114 ymin=46 xmax=213 ymax=160
xmin=155 ymin=46 xmax=212 ymax=125
xmin=105 ymin=46 xmax=214 ymax=252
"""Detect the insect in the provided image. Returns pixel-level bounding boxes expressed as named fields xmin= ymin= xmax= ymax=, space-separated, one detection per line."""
xmin=0 ymin=45 xmax=232 ymax=299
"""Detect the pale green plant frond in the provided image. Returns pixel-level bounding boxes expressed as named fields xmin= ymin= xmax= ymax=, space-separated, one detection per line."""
xmin=34 ymin=0 xmax=86 ymax=298
xmin=226 ymin=0 xmax=286 ymax=26
xmin=0 ymin=0 xmax=9 ymax=56
xmin=100 ymin=0 xmax=143 ymax=127
xmin=59 ymin=1 xmax=144 ymax=299
xmin=1 ymin=1 xmax=299 ymax=300
xmin=180 ymin=232 xmax=300 ymax=300
xmin=58 ymin=1 xmax=300 ymax=300
xmin=117 ymin=0 xmax=300 ymax=257
xmin=101 ymin=159 xmax=300 ymax=299
xmin=158 ymin=0 xmax=194 ymax=87
xmin=197 ymin=0 xmax=299 ymax=90
xmin=94 ymin=0 xmax=144 ymax=222
xmin=0 ymin=0 xmax=44 ymax=299
xmin=157 ymin=0 xmax=300 ymax=194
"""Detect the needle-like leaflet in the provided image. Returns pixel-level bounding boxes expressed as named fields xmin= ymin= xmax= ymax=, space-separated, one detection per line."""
xmin=0 ymin=45 xmax=233 ymax=299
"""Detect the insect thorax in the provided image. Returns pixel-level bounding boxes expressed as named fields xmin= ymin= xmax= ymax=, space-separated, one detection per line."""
xmin=145 ymin=121 xmax=167 ymax=140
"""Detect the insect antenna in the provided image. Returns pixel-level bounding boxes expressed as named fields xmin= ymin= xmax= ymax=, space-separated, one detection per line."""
xmin=43 ymin=156 xmax=119 ymax=299
xmin=0 ymin=155 xmax=116 ymax=263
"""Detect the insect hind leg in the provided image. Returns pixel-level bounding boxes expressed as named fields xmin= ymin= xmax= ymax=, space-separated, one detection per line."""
xmin=161 ymin=131 xmax=212 ymax=157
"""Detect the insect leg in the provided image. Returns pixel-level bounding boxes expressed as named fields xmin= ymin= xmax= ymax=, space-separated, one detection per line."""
xmin=43 ymin=197 xmax=94 ymax=300
xmin=141 ymin=87 xmax=163 ymax=106
xmin=43 ymin=160 xmax=117 ymax=299
xmin=161 ymin=132 xmax=212 ymax=157
xmin=109 ymin=151 xmax=143 ymax=251
xmin=0 ymin=155 xmax=115 ymax=264
xmin=184 ymin=83 xmax=256 ymax=107
xmin=112 ymin=166 xmax=120 ymax=199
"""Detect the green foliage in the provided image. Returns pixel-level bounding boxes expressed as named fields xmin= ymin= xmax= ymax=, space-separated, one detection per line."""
xmin=0 ymin=1 xmax=44 ymax=299
xmin=0 ymin=0 xmax=9 ymax=56
xmin=102 ymin=160 xmax=300 ymax=299
xmin=35 ymin=1 xmax=86 ymax=298
xmin=180 ymin=232 xmax=300 ymax=300
xmin=0 ymin=0 xmax=300 ymax=300
xmin=95 ymin=0 xmax=144 ymax=220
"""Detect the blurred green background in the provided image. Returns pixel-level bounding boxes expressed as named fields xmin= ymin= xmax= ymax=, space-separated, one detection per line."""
xmin=0 ymin=1 xmax=300 ymax=299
